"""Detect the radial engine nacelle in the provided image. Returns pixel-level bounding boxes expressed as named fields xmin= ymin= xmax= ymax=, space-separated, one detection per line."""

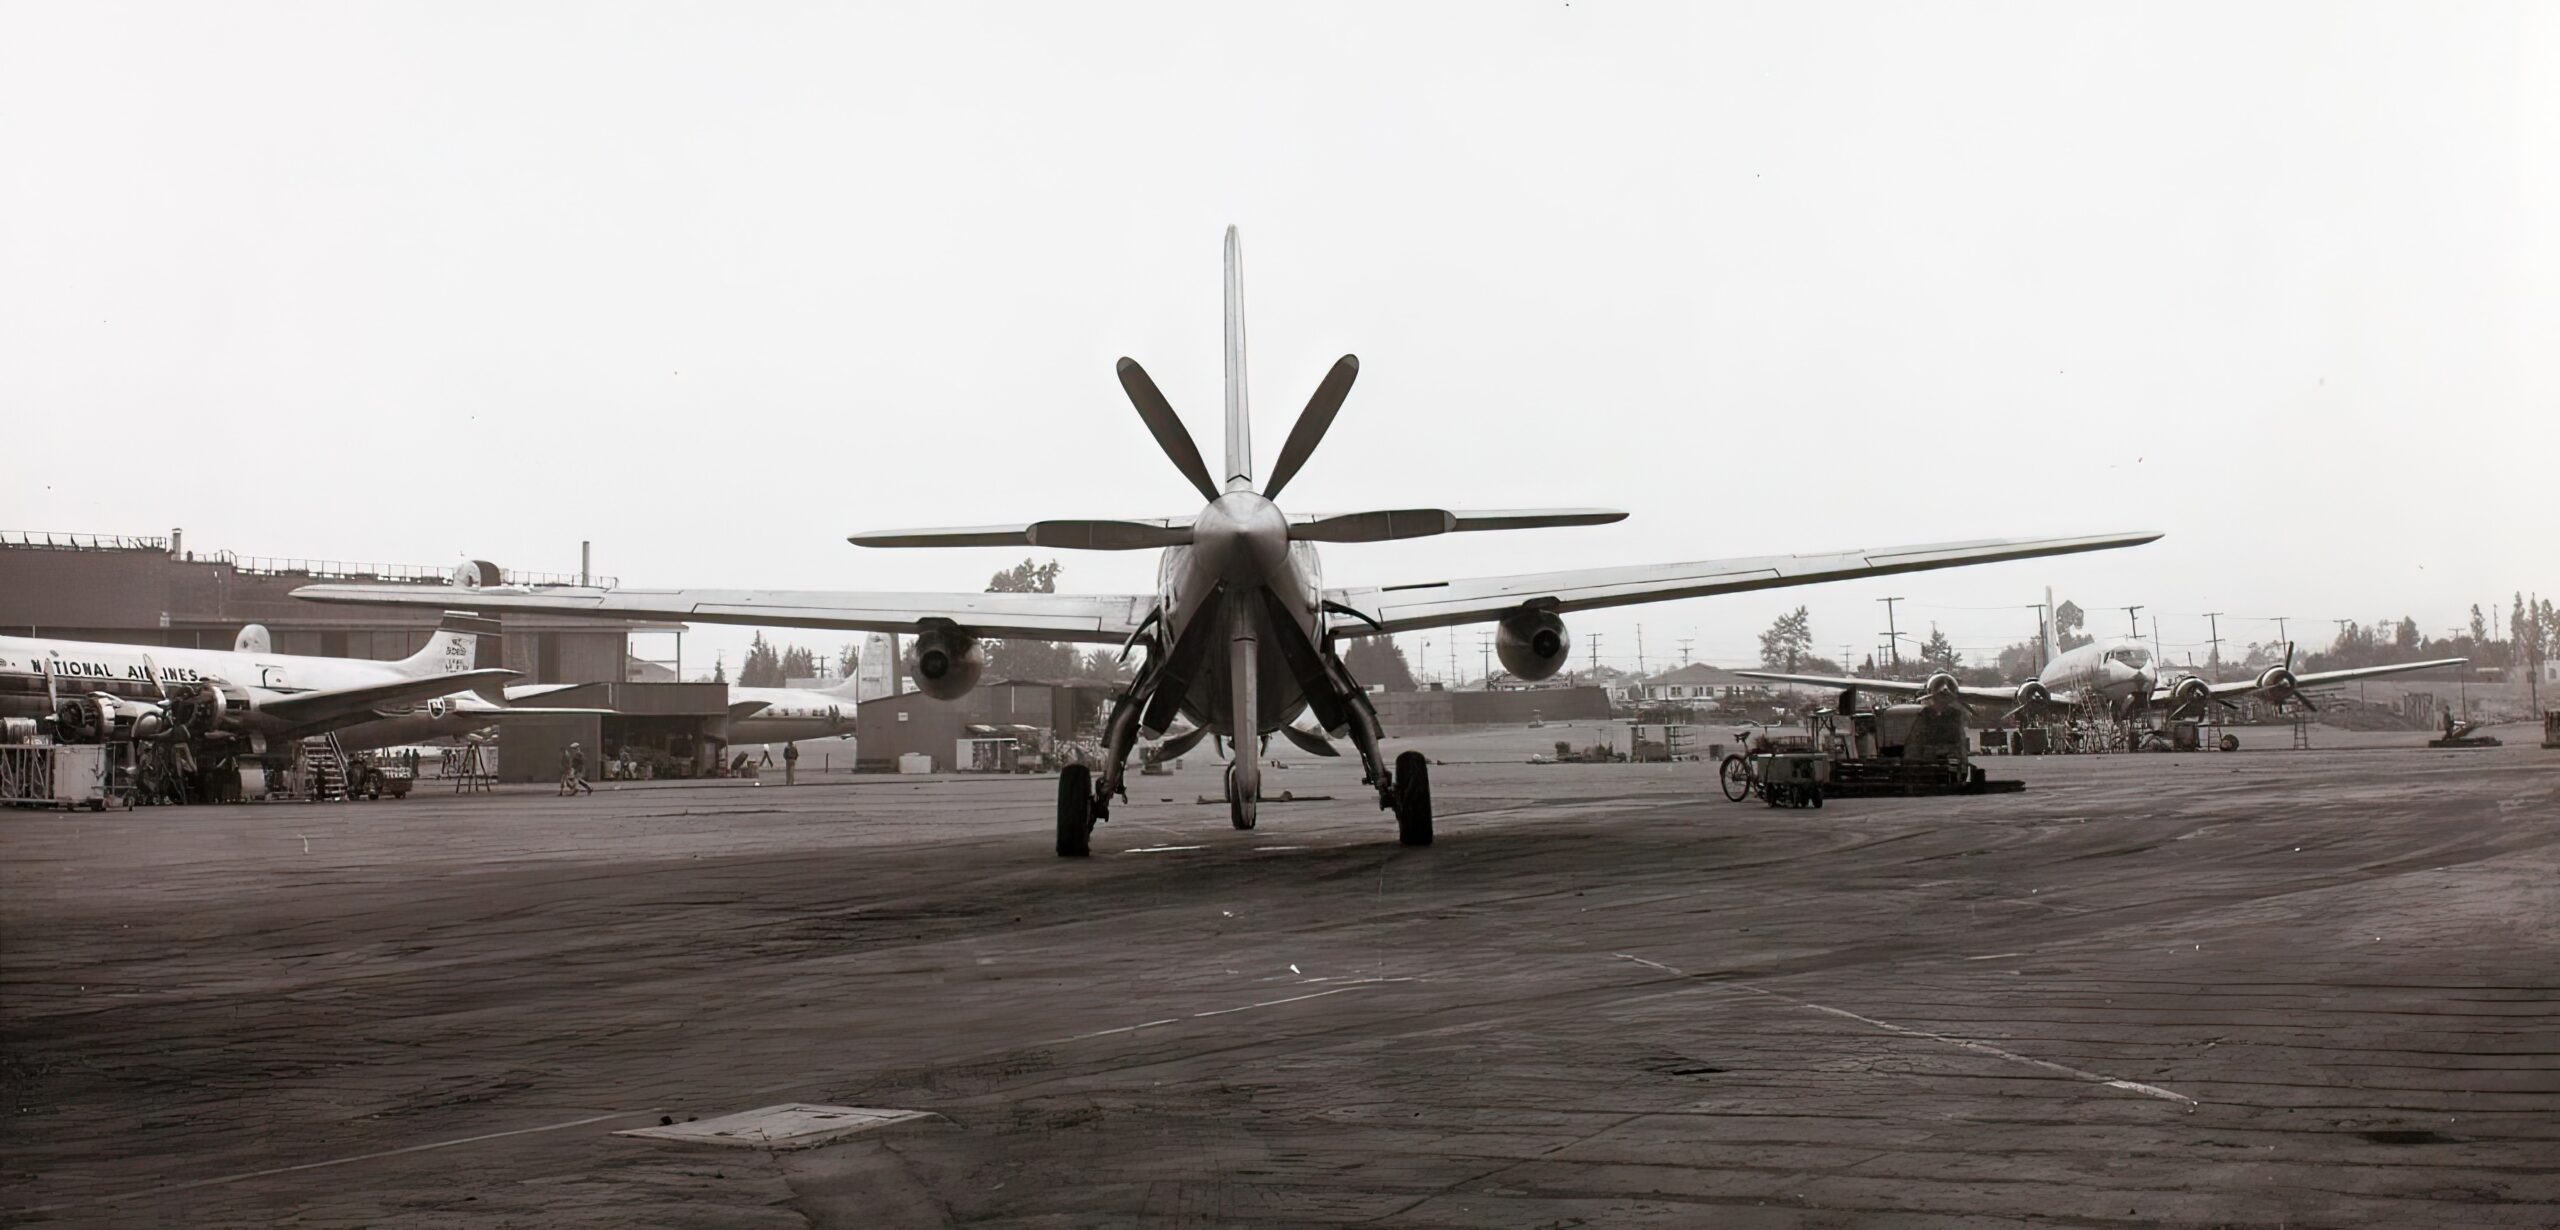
xmin=909 ymin=627 xmax=987 ymax=701
xmin=2164 ymin=675 xmax=2213 ymax=714
xmin=2255 ymin=664 xmax=2298 ymax=699
xmin=164 ymin=677 xmax=258 ymax=735
xmin=1920 ymin=671 xmax=1962 ymax=703
xmin=1494 ymin=608 xmax=1570 ymax=682
xmin=52 ymin=695 xmax=179 ymax=743
xmin=2013 ymin=679 xmax=2051 ymax=709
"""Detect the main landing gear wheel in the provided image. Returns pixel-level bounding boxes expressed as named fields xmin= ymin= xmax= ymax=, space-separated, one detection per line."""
xmin=1056 ymin=764 xmax=1094 ymax=858
xmin=1393 ymin=750 xmax=1433 ymax=847
xmin=1718 ymin=754 xmax=1751 ymax=802
xmin=1226 ymin=762 xmax=1257 ymax=830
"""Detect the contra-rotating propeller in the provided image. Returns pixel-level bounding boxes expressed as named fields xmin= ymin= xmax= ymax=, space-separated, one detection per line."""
xmin=1110 ymin=351 xmax=1619 ymax=544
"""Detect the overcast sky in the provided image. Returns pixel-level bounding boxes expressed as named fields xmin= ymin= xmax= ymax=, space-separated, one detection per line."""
xmin=4 ymin=2 xmax=2552 ymax=679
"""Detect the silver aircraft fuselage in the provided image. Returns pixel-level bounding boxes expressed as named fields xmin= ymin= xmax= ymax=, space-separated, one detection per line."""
xmin=1154 ymin=490 xmax=1324 ymax=738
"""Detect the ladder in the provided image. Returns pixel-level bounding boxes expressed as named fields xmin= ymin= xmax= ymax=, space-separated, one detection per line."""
xmin=300 ymin=734 xmax=351 ymax=801
xmin=2291 ymin=709 xmax=2312 ymax=750
xmin=451 ymin=740 xmax=495 ymax=794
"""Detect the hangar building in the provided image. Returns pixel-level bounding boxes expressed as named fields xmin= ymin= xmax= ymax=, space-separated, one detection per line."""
xmin=0 ymin=529 xmax=666 ymax=684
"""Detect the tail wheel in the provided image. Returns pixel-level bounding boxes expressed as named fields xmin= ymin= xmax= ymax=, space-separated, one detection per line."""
xmin=1393 ymin=750 xmax=1433 ymax=846
xmin=1719 ymin=754 xmax=1751 ymax=802
xmin=1226 ymin=762 xmax=1257 ymax=830
xmin=1056 ymin=764 xmax=1094 ymax=858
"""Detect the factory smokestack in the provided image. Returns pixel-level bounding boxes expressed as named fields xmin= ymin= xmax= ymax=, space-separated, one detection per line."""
xmin=580 ymin=541 xmax=591 ymax=586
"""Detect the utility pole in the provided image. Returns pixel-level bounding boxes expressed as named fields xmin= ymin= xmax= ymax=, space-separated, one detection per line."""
xmin=1478 ymin=631 xmax=1491 ymax=688
xmin=1878 ymin=596 xmax=1904 ymax=667
xmin=2530 ymin=592 xmax=2543 ymax=717
xmin=1588 ymin=633 xmax=1603 ymax=690
xmin=1447 ymin=636 xmax=1457 ymax=690
xmin=2202 ymin=611 xmax=2224 ymax=680
xmin=2121 ymin=604 xmax=2144 ymax=639
xmin=1636 ymin=625 xmax=1647 ymax=678
xmin=1677 ymin=637 xmax=1694 ymax=666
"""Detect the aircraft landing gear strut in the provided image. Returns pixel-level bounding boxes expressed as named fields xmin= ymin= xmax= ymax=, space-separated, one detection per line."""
xmin=1060 ymin=651 xmax=1155 ymax=858
xmin=1334 ymin=660 xmax=1431 ymax=847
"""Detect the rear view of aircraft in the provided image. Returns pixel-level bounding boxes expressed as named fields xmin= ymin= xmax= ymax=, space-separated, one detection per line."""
xmin=297 ymin=227 xmax=2161 ymax=855
xmin=1739 ymin=590 xmax=2464 ymax=721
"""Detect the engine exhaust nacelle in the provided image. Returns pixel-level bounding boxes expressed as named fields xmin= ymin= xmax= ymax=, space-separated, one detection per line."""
xmin=1494 ymin=609 xmax=1570 ymax=682
xmin=909 ymin=628 xmax=986 ymax=701
xmin=2013 ymin=679 xmax=2051 ymax=709
xmin=1921 ymin=672 xmax=1962 ymax=704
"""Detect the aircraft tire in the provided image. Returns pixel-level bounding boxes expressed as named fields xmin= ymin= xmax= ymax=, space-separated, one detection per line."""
xmin=2219 ymin=734 xmax=2240 ymax=753
xmin=1056 ymin=764 xmax=1094 ymax=858
xmin=1227 ymin=762 xmax=1257 ymax=830
xmin=1394 ymin=751 xmax=1433 ymax=846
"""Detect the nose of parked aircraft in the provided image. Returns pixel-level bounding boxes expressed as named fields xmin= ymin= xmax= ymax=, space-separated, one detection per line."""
xmin=1193 ymin=492 xmax=1290 ymax=584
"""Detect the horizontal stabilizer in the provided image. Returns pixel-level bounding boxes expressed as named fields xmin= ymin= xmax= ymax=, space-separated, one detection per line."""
xmin=1290 ymin=507 xmax=1626 ymax=544
xmin=850 ymin=518 xmax=1193 ymax=551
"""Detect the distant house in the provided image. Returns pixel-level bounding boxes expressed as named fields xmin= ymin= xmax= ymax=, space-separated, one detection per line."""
xmin=1630 ymin=663 xmax=1774 ymax=704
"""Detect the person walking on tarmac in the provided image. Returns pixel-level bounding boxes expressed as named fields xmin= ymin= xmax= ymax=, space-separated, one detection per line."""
xmin=783 ymin=741 xmax=799 ymax=785
xmin=561 ymin=741 xmax=595 ymax=796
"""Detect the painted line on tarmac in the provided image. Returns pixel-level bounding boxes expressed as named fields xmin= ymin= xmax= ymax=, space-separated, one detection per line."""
xmin=13 ymin=1110 xmax=642 ymax=1214
xmin=1612 ymin=954 xmax=2196 ymax=1105
xmin=1046 ymin=977 xmax=1419 ymax=1045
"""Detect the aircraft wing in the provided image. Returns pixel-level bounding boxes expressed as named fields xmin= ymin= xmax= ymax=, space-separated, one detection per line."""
xmin=294 ymin=583 xmax=1156 ymax=645
xmin=2188 ymin=656 xmax=2470 ymax=702
xmin=1729 ymin=670 xmax=2038 ymax=708
xmin=1326 ymin=531 xmax=2161 ymax=636
xmin=262 ymin=669 xmax=521 ymax=728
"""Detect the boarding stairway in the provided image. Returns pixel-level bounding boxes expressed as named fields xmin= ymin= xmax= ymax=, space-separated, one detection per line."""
xmin=296 ymin=734 xmax=352 ymax=801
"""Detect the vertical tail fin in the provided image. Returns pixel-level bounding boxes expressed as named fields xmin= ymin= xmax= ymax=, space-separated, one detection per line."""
xmin=399 ymin=613 xmax=503 ymax=678
xmin=2042 ymin=586 xmax=2060 ymax=668
xmin=1222 ymin=225 xmax=1252 ymax=491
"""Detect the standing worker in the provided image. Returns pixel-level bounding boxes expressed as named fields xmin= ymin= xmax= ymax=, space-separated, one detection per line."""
xmin=565 ymin=741 xmax=594 ymax=796
xmin=783 ymin=741 xmax=799 ymax=785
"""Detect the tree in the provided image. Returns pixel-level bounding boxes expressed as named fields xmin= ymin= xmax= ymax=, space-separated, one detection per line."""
xmin=2394 ymin=616 xmax=2419 ymax=653
xmin=740 ymin=632 xmax=784 ymax=687
xmin=2470 ymin=604 xmax=2489 ymax=646
xmin=981 ymin=559 xmax=1076 ymax=680
xmin=837 ymin=642 xmax=860 ymax=679
xmin=1758 ymin=606 xmax=1813 ymax=672
xmin=1918 ymin=625 xmax=1961 ymax=671
xmin=987 ymin=559 xmax=1062 ymax=594
xmin=711 ymin=653 xmax=727 ymax=684
xmin=1344 ymin=636 xmax=1418 ymax=691
xmin=2053 ymin=600 xmax=2093 ymax=652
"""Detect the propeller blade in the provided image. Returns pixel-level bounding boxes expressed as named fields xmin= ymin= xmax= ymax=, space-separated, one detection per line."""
xmin=1117 ymin=358 xmax=1221 ymax=503
xmin=1278 ymin=721 xmax=1340 ymax=758
xmin=2296 ymin=693 xmax=2317 ymax=713
xmin=1261 ymin=354 xmax=1358 ymax=500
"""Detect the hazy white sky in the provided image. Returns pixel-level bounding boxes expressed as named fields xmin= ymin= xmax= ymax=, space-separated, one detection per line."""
xmin=4 ymin=2 xmax=2553 ymax=678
